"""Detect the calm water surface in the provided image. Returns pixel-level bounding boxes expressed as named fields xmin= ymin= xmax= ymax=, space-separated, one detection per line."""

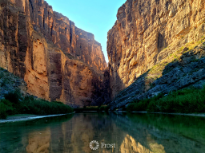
xmin=0 ymin=113 xmax=205 ymax=153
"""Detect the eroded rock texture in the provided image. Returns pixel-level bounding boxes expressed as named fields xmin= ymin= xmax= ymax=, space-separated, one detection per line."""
xmin=107 ymin=0 xmax=205 ymax=98
xmin=0 ymin=0 xmax=107 ymax=107
xmin=24 ymin=0 xmax=106 ymax=71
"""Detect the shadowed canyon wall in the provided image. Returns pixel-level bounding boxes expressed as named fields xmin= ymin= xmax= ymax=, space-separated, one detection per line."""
xmin=107 ymin=0 xmax=205 ymax=98
xmin=0 ymin=0 xmax=107 ymax=107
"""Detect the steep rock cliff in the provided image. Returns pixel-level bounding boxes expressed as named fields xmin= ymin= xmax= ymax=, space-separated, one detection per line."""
xmin=0 ymin=0 xmax=107 ymax=107
xmin=107 ymin=0 xmax=205 ymax=98
xmin=22 ymin=0 xmax=106 ymax=71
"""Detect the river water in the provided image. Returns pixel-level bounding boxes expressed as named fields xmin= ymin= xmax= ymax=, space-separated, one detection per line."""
xmin=0 ymin=113 xmax=205 ymax=153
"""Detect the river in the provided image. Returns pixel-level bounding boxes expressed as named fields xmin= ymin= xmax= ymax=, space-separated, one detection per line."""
xmin=0 ymin=113 xmax=205 ymax=153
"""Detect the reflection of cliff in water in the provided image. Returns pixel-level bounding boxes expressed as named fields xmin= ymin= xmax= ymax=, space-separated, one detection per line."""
xmin=58 ymin=113 xmax=119 ymax=153
xmin=0 ymin=115 xmax=73 ymax=153
xmin=1 ymin=113 xmax=205 ymax=153
xmin=26 ymin=128 xmax=51 ymax=153
xmin=111 ymin=113 xmax=205 ymax=153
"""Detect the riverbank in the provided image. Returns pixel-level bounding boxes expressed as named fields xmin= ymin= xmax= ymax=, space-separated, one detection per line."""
xmin=0 ymin=113 xmax=75 ymax=123
xmin=114 ymin=110 xmax=205 ymax=117
xmin=2 ymin=110 xmax=205 ymax=124
xmin=126 ymin=85 xmax=205 ymax=113
xmin=74 ymin=105 xmax=108 ymax=113
xmin=74 ymin=108 xmax=205 ymax=118
xmin=0 ymin=90 xmax=74 ymax=119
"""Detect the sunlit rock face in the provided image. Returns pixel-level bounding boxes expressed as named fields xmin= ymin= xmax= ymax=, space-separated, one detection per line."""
xmin=0 ymin=0 xmax=107 ymax=107
xmin=8 ymin=0 xmax=106 ymax=71
xmin=107 ymin=0 xmax=205 ymax=98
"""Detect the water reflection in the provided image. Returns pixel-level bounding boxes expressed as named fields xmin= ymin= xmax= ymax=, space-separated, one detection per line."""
xmin=0 ymin=113 xmax=205 ymax=153
xmin=26 ymin=128 xmax=50 ymax=153
xmin=120 ymin=134 xmax=159 ymax=153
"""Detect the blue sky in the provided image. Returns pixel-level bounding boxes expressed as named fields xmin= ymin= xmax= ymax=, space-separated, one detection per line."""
xmin=46 ymin=0 xmax=126 ymax=63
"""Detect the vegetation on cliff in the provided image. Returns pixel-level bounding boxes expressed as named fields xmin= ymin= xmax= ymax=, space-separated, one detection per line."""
xmin=127 ymin=85 xmax=205 ymax=113
xmin=0 ymin=90 xmax=74 ymax=119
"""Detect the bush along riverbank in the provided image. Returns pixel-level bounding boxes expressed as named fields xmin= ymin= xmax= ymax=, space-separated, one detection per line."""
xmin=0 ymin=90 xmax=74 ymax=119
xmin=126 ymin=85 xmax=205 ymax=113
xmin=74 ymin=105 xmax=109 ymax=113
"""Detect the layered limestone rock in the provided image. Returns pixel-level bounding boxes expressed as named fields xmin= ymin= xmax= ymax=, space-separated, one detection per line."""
xmin=8 ymin=0 xmax=106 ymax=71
xmin=107 ymin=0 xmax=205 ymax=98
xmin=0 ymin=0 xmax=107 ymax=107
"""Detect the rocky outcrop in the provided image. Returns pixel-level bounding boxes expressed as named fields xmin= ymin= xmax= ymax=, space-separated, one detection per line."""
xmin=0 ymin=68 xmax=27 ymax=100
xmin=0 ymin=0 xmax=107 ymax=107
xmin=107 ymin=0 xmax=205 ymax=99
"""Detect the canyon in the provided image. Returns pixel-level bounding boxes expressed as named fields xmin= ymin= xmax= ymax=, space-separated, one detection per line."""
xmin=0 ymin=0 xmax=108 ymax=107
xmin=1 ymin=0 xmax=205 ymax=109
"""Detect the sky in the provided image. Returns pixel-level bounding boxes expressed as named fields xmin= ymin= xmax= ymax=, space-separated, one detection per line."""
xmin=46 ymin=0 xmax=126 ymax=63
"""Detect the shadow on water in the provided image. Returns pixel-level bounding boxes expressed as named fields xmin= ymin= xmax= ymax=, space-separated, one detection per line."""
xmin=0 ymin=113 xmax=205 ymax=153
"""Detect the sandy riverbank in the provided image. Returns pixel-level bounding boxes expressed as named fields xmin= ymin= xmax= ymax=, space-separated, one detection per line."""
xmin=0 ymin=112 xmax=75 ymax=123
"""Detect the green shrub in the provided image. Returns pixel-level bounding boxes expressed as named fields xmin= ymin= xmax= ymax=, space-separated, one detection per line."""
xmin=0 ymin=100 xmax=14 ymax=119
xmin=1 ymin=99 xmax=13 ymax=107
xmin=52 ymin=101 xmax=64 ymax=105
xmin=0 ymin=109 xmax=7 ymax=119
xmin=5 ymin=89 xmax=22 ymax=104
xmin=0 ymin=95 xmax=74 ymax=119
xmin=98 ymin=105 xmax=109 ymax=112
xmin=126 ymin=100 xmax=149 ymax=112
xmin=21 ymin=98 xmax=74 ymax=115
xmin=127 ymin=86 xmax=205 ymax=113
